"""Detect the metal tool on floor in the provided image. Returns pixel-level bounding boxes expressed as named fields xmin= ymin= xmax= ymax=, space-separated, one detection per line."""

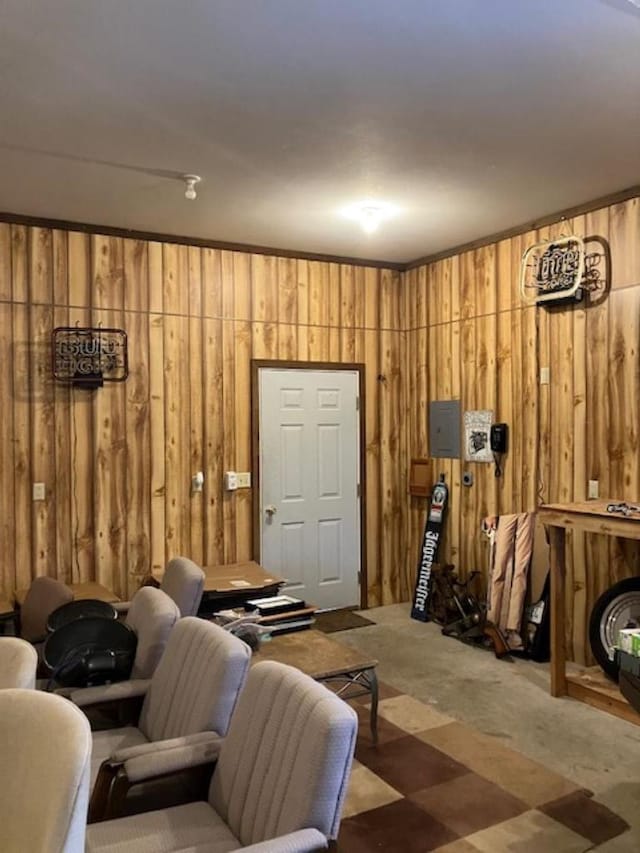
xmin=430 ymin=564 xmax=510 ymax=658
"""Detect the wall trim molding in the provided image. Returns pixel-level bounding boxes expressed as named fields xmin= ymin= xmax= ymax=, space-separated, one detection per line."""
xmin=2 ymin=181 xmax=639 ymax=273
xmin=0 ymin=210 xmax=402 ymax=272
xmin=404 ymin=184 xmax=640 ymax=270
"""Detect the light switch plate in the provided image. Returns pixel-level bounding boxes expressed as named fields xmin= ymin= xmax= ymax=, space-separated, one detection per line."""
xmin=33 ymin=482 xmax=46 ymax=501
xmin=236 ymin=472 xmax=252 ymax=488
xmin=588 ymin=479 xmax=599 ymax=500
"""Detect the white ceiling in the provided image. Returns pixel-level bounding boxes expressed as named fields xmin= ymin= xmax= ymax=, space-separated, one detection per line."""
xmin=1 ymin=0 xmax=639 ymax=265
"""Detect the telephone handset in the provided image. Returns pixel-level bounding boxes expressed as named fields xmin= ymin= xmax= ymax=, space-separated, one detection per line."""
xmin=490 ymin=423 xmax=508 ymax=478
xmin=490 ymin=423 xmax=508 ymax=454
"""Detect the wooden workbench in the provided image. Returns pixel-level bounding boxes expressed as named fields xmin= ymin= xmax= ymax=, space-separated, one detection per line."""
xmin=539 ymin=500 xmax=640 ymax=725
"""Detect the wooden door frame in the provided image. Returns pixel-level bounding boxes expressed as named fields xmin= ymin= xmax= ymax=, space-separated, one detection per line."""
xmin=251 ymin=359 xmax=368 ymax=610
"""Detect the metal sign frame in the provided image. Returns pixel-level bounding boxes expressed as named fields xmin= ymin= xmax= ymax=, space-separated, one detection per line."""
xmin=520 ymin=234 xmax=586 ymax=305
xmin=52 ymin=326 xmax=128 ymax=387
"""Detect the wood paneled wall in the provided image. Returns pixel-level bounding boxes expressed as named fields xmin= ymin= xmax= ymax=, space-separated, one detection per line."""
xmin=0 ymin=225 xmax=408 ymax=606
xmin=402 ymin=196 xmax=640 ymax=664
xmin=4 ymin=194 xmax=639 ymax=663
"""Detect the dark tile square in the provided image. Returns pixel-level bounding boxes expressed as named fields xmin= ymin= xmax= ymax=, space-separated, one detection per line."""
xmin=409 ymin=770 xmax=528 ymax=836
xmin=539 ymin=791 xmax=630 ymax=845
xmin=356 ymin=734 xmax=470 ymax=795
xmin=351 ymin=701 xmax=407 ymax=747
xmin=339 ymin=798 xmax=459 ymax=853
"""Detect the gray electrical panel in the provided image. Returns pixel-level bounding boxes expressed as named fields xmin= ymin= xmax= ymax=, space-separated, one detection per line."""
xmin=429 ymin=400 xmax=461 ymax=458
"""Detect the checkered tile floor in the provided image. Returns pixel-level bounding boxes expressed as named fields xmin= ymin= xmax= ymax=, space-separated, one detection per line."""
xmin=338 ymin=684 xmax=629 ymax=852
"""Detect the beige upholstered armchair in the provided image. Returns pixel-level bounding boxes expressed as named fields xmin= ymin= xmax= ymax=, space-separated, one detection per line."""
xmin=18 ymin=576 xmax=74 ymax=642
xmin=116 ymin=556 xmax=205 ymax=618
xmin=160 ymin=556 xmax=205 ymax=616
xmin=85 ymin=661 xmax=358 ymax=853
xmin=72 ymin=616 xmax=251 ymax=821
xmin=0 ymin=637 xmax=38 ymax=688
xmin=124 ymin=586 xmax=181 ymax=679
xmin=0 ymin=688 xmax=91 ymax=853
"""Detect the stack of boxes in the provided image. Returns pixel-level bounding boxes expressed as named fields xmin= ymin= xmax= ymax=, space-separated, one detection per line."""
xmin=618 ymin=628 xmax=640 ymax=677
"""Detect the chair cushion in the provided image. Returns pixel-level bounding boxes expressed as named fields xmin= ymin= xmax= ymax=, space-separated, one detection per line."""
xmin=0 ymin=689 xmax=91 ymax=853
xmin=210 ymin=661 xmax=357 ymax=846
xmin=161 ymin=557 xmax=205 ymax=617
xmin=85 ymin=801 xmax=239 ymax=853
xmin=139 ymin=618 xmax=250 ymax=743
xmin=0 ymin=637 xmax=38 ymax=688
xmin=91 ymin=726 xmax=149 ymax=788
xmin=126 ymin=587 xmax=180 ymax=679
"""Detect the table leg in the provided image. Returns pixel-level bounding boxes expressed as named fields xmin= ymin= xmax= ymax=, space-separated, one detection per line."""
xmin=369 ymin=667 xmax=379 ymax=745
xmin=549 ymin=526 xmax=567 ymax=697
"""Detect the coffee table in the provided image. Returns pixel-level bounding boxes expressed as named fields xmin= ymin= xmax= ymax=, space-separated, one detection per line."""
xmin=253 ymin=629 xmax=379 ymax=743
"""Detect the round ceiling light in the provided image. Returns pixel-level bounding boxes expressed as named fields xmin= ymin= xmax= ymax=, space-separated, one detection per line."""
xmin=341 ymin=200 xmax=399 ymax=235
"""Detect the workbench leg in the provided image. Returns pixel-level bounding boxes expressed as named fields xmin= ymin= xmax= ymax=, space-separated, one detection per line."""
xmin=549 ymin=526 xmax=567 ymax=697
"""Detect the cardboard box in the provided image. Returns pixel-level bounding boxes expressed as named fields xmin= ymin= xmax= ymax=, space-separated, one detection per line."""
xmin=618 ymin=628 xmax=640 ymax=656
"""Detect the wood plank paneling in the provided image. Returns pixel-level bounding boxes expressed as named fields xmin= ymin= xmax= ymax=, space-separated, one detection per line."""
xmin=404 ymin=195 xmax=640 ymax=664
xmin=2 ymin=193 xmax=638 ymax=668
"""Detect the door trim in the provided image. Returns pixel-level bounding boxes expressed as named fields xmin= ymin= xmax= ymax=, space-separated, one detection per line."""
xmin=251 ymin=359 xmax=368 ymax=610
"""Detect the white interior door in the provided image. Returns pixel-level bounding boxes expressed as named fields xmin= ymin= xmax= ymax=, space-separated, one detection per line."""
xmin=259 ymin=368 xmax=361 ymax=610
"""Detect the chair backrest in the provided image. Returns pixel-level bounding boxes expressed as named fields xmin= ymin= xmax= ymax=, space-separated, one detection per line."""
xmin=125 ymin=586 xmax=180 ymax=679
xmin=210 ymin=661 xmax=357 ymax=845
xmin=0 ymin=688 xmax=91 ymax=853
xmin=0 ymin=637 xmax=38 ymax=689
xmin=20 ymin=576 xmax=73 ymax=642
xmin=160 ymin=556 xmax=205 ymax=617
xmin=139 ymin=617 xmax=251 ymax=743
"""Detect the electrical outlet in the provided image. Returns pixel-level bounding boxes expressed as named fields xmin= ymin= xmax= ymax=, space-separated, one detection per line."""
xmin=540 ymin=366 xmax=550 ymax=385
xmin=588 ymin=480 xmax=599 ymax=500
xmin=224 ymin=471 xmax=238 ymax=491
xmin=236 ymin=472 xmax=252 ymax=488
xmin=32 ymin=482 xmax=46 ymax=501
xmin=191 ymin=471 xmax=204 ymax=493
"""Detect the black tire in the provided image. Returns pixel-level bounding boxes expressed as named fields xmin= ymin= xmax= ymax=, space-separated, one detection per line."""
xmin=589 ymin=577 xmax=640 ymax=681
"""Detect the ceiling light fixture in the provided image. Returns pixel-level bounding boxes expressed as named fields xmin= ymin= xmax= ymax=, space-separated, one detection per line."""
xmin=341 ymin=200 xmax=399 ymax=235
xmin=183 ymin=174 xmax=201 ymax=200
xmin=359 ymin=206 xmax=384 ymax=234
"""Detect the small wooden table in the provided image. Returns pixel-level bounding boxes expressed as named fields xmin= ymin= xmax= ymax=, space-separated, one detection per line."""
xmin=253 ymin=629 xmax=379 ymax=742
xmin=539 ymin=500 xmax=640 ymax=725
xmin=14 ymin=582 xmax=120 ymax=608
xmin=202 ymin=561 xmax=284 ymax=593
xmin=194 ymin=561 xmax=286 ymax=613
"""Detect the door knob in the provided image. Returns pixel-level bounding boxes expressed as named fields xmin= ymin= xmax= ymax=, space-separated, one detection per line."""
xmin=265 ymin=504 xmax=277 ymax=517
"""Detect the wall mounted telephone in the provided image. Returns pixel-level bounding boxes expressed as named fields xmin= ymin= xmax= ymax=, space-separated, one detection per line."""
xmin=490 ymin=423 xmax=508 ymax=477
xmin=490 ymin=423 xmax=508 ymax=454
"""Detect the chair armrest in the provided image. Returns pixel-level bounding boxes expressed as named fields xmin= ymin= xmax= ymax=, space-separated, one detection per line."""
xmin=112 ymin=730 xmax=223 ymax=782
xmin=89 ymin=731 xmax=222 ymax=822
xmin=230 ymin=829 xmax=328 ymax=852
xmin=69 ymin=678 xmax=151 ymax=708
